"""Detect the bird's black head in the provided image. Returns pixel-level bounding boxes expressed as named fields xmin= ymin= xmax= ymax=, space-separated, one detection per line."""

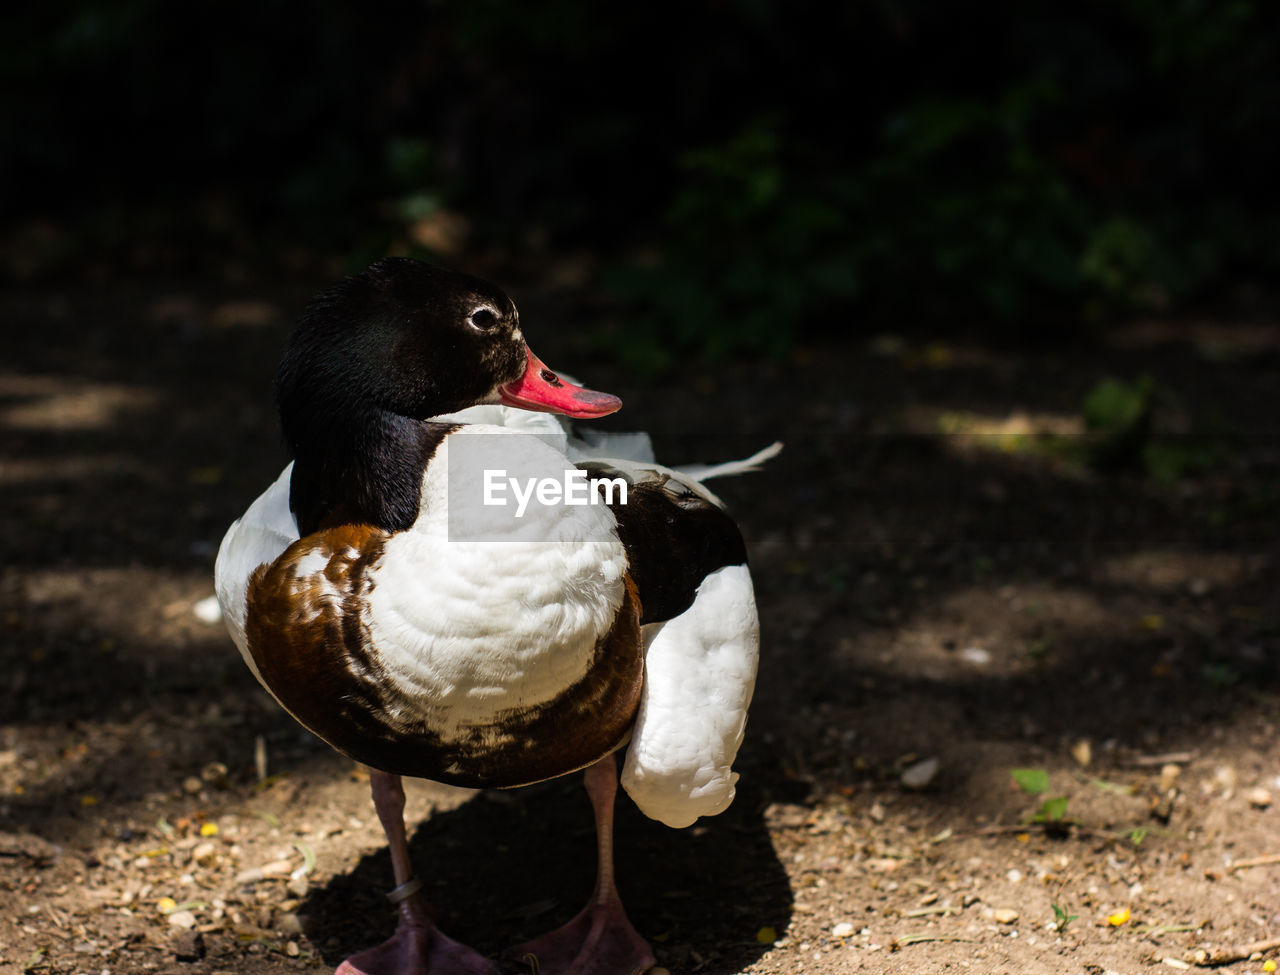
xmin=273 ymin=258 xmax=620 ymax=534
xmin=276 ymin=257 xmax=527 ymax=442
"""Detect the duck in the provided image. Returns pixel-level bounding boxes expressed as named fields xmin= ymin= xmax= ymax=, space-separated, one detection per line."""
xmin=214 ymin=257 xmax=776 ymax=975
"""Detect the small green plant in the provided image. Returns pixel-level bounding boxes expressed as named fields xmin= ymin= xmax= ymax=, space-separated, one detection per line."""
xmin=1078 ymin=376 xmax=1234 ymax=482
xmin=1029 ymin=795 xmax=1070 ymax=824
xmin=1012 ymin=768 xmax=1070 ymax=828
xmin=1081 ymin=375 xmax=1155 ymax=473
xmin=1011 ymin=767 xmax=1050 ymax=794
xmin=1051 ymin=901 xmax=1079 ymax=934
xmin=1025 ymin=637 xmax=1052 ymax=663
xmin=1201 ymin=661 xmax=1242 ymax=692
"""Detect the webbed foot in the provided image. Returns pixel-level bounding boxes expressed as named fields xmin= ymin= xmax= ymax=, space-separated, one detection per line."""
xmin=504 ymin=898 xmax=654 ymax=975
xmin=336 ymin=898 xmax=497 ymax=975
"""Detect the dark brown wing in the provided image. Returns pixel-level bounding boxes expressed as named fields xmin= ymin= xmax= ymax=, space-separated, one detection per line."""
xmin=577 ymin=461 xmax=748 ymax=626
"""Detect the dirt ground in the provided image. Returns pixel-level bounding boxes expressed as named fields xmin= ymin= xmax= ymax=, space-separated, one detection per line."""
xmin=2 ymin=266 xmax=1279 ymax=975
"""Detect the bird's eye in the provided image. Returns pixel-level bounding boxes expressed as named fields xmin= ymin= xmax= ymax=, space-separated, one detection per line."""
xmin=468 ymin=307 xmax=498 ymax=331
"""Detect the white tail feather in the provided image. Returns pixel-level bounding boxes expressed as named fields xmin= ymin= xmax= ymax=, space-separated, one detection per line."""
xmin=675 ymin=440 xmax=783 ymax=482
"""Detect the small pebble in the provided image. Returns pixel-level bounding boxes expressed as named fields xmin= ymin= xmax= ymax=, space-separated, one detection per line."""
xmin=182 ymin=777 xmax=203 ymax=795
xmin=1071 ymin=739 xmax=1092 ymax=767
xmin=236 ymin=859 xmax=293 ymax=885
xmin=992 ymin=908 xmax=1019 ymax=924
xmin=167 ymin=910 xmax=197 ymax=930
xmin=201 ymin=762 xmax=229 ymax=787
xmin=193 ymin=595 xmax=223 ymax=623
xmin=959 ymin=646 xmax=991 ymax=666
xmin=1247 ymin=787 xmax=1272 ymax=809
xmin=192 ymin=842 xmax=219 ymax=868
xmin=285 ymin=941 xmax=300 ymax=958
xmin=831 ymin=922 xmax=855 ymax=938
xmin=1214 ymin=765 xmax=1238 ymax=794
xmin=901 ymin=757 xmax=941 ymax=790
xmin=1159 ymin=763 xmax=1181 ymax=793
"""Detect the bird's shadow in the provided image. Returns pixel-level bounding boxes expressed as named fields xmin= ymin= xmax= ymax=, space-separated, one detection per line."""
xmin=305 ymin=771 xmax=791 ymax=974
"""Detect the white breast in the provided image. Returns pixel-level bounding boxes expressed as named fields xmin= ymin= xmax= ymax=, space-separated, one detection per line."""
xmin=359 ymin=426 xmax=627 ymax=738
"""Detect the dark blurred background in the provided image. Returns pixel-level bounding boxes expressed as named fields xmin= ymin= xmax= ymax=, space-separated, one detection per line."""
xmin=3 ymin=7 xmax=1280 ymax=971
xmin=4 ymin=0 xmax=1278 ymax=366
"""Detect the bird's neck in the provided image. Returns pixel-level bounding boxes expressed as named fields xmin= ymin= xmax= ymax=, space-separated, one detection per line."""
xmin=286 ymin=406 xmax=456 ymax=535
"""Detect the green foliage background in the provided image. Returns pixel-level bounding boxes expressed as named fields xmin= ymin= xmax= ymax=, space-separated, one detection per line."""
xmin=3 ymin=1 xmax=1277 ymax=360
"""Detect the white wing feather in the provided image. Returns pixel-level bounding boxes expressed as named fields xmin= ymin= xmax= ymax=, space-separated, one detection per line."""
xmin=621 ymin=564 xmax=759 ymax=827
xmin=214 ymin=464 xmax=299 ymax=678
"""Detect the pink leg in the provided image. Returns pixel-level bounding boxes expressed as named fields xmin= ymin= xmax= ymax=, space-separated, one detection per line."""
xmin=337 ymin=771 xmax=497 ymax=975
xmin=506 ymin=754 xmax=656 ymax=975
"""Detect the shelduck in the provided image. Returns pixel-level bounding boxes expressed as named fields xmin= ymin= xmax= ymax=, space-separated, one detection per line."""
xmin=214 ymin=258 xmax=775 ymax=975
